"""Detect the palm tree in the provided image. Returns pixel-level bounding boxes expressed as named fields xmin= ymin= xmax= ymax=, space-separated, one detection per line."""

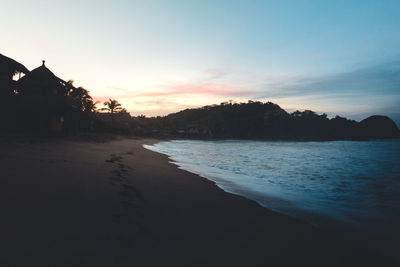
xmin=102 ymin=98 xmax=123 ymax=113
xmin=64 ymin=80 xmax=97 ymax=113
xmin=83 ymin=99 xmax=98 ymax=113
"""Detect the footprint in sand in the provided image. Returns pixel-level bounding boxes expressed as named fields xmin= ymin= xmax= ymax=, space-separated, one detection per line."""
xmin=122 ymin=184 xmax=141 ymax=197
xmin=110 ymin=176 xmax=123 ymax=182
xmin=105 ymin=154 xmax=123 ymax=163
xmin=111 ymin=169 xmax=125 ymax=178
xmin=106 ymin=152 xmax=145 ymax=229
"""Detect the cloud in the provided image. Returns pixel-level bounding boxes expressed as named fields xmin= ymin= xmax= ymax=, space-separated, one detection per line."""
xmin=94 ymin=61 xmax=400 ymax=118
xmin=257 ymin=61 xmax=400 ymax=99
xmin=249 ymin=61 xmax=400 ymax=121
xmin=135 ymin=82 xmax=250 ymax=98
xmin=93 ymin=95 xmax=127 ymax=103
xmin=133 ymin=67 xmax=252 ymax=98
xmin=93 ymin=96 xmax=111 ymax=103
xmin=139 ymin=60 xmax=400 ymax=103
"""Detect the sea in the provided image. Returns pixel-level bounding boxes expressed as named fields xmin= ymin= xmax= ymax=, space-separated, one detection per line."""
xmin=144 ymin=140 xmax=400 ymax=247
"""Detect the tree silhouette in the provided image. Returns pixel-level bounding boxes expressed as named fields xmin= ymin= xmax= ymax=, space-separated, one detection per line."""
xmin=64 ymin=80 xmax=97 ymax=113
xmin=102 ymin=98 xmax=123 ymax=113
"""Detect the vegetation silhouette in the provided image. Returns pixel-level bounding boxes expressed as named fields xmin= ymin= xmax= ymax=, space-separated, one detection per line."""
xmin=132 ymin=101 xmax=400 ymax=140
xmin=1 ymin=53 xmax=399 ymax=140
xmin=101 ymin=99 xmax=123 ymax=113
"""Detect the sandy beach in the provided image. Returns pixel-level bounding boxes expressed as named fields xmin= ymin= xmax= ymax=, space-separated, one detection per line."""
xmin=0 ymin=137 xmax=397 ymax=267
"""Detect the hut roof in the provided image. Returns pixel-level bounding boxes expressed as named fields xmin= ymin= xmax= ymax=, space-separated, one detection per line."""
xmin=18 ymin=61 xmax=66 ymax=86
xmin=0 ymin=53 xmax=29 ymax=77
xmin=17 ymin=61 xmax=68 ymax=97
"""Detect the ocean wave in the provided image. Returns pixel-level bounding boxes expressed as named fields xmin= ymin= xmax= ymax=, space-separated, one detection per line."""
xmin=144 ymin=140 xmax=400 ymax=245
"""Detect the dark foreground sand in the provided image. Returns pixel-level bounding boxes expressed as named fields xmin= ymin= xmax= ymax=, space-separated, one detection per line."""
xmin=0 ymin=137 xmax=397 ymax=267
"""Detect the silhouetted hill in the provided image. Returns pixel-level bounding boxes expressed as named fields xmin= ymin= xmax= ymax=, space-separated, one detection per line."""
xmin=133 ymin=101 xmax=400 ymax=140
xmin=360 ymin=115 xmax=400 ymax=139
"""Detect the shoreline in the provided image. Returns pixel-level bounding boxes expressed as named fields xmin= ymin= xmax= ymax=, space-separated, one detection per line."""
xmin=0 ymin=137 xmax=397 ymax=266
xmin=144 ymin=140 xmax=400 ymax=254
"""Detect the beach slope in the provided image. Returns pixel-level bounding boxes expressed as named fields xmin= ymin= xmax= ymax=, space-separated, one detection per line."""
xmin=0 ymin=137 xmax=396 ymax=266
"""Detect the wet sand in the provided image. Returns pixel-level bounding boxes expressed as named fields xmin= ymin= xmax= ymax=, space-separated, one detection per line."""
xmin=0 ymin=137 xmax=397 ymax=266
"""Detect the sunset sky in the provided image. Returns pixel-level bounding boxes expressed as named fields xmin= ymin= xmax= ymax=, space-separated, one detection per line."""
xmin=2 ymin=0 xmax=400 ymax=123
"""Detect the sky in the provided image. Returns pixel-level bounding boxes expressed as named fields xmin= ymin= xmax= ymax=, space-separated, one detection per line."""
xmin=1 ymin=0 xmax=400 ymax=124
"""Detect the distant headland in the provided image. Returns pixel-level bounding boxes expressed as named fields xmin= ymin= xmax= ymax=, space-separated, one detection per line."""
xmin=1 ymin=53 xmax=399 ymax=140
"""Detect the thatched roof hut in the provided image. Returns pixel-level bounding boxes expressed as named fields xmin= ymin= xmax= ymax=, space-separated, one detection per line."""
xmin=18 ymin=60 xmax=66 ymax=96
xmin=0 ymin=53 xmax=29 ymax=79
xmin=0 ymin=54 xmax=30 ymax=96
xmin=9 ymin=61 xmax=72 ymax=132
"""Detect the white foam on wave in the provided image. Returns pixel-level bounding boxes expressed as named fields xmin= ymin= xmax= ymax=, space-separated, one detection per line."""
xmin=144 ymin=140 xmax=400 ymax=244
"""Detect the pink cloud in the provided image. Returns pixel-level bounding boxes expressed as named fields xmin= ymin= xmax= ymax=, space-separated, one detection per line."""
xmin=93 ymin=94 xmax=131 ymax=103
xmin=135 ymin=82 xmax=251 ymax=98
xmin=93 ymin=96 xmax=106 ymax=102
xmin=93 ymin=96 xmax=115 ymax=103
